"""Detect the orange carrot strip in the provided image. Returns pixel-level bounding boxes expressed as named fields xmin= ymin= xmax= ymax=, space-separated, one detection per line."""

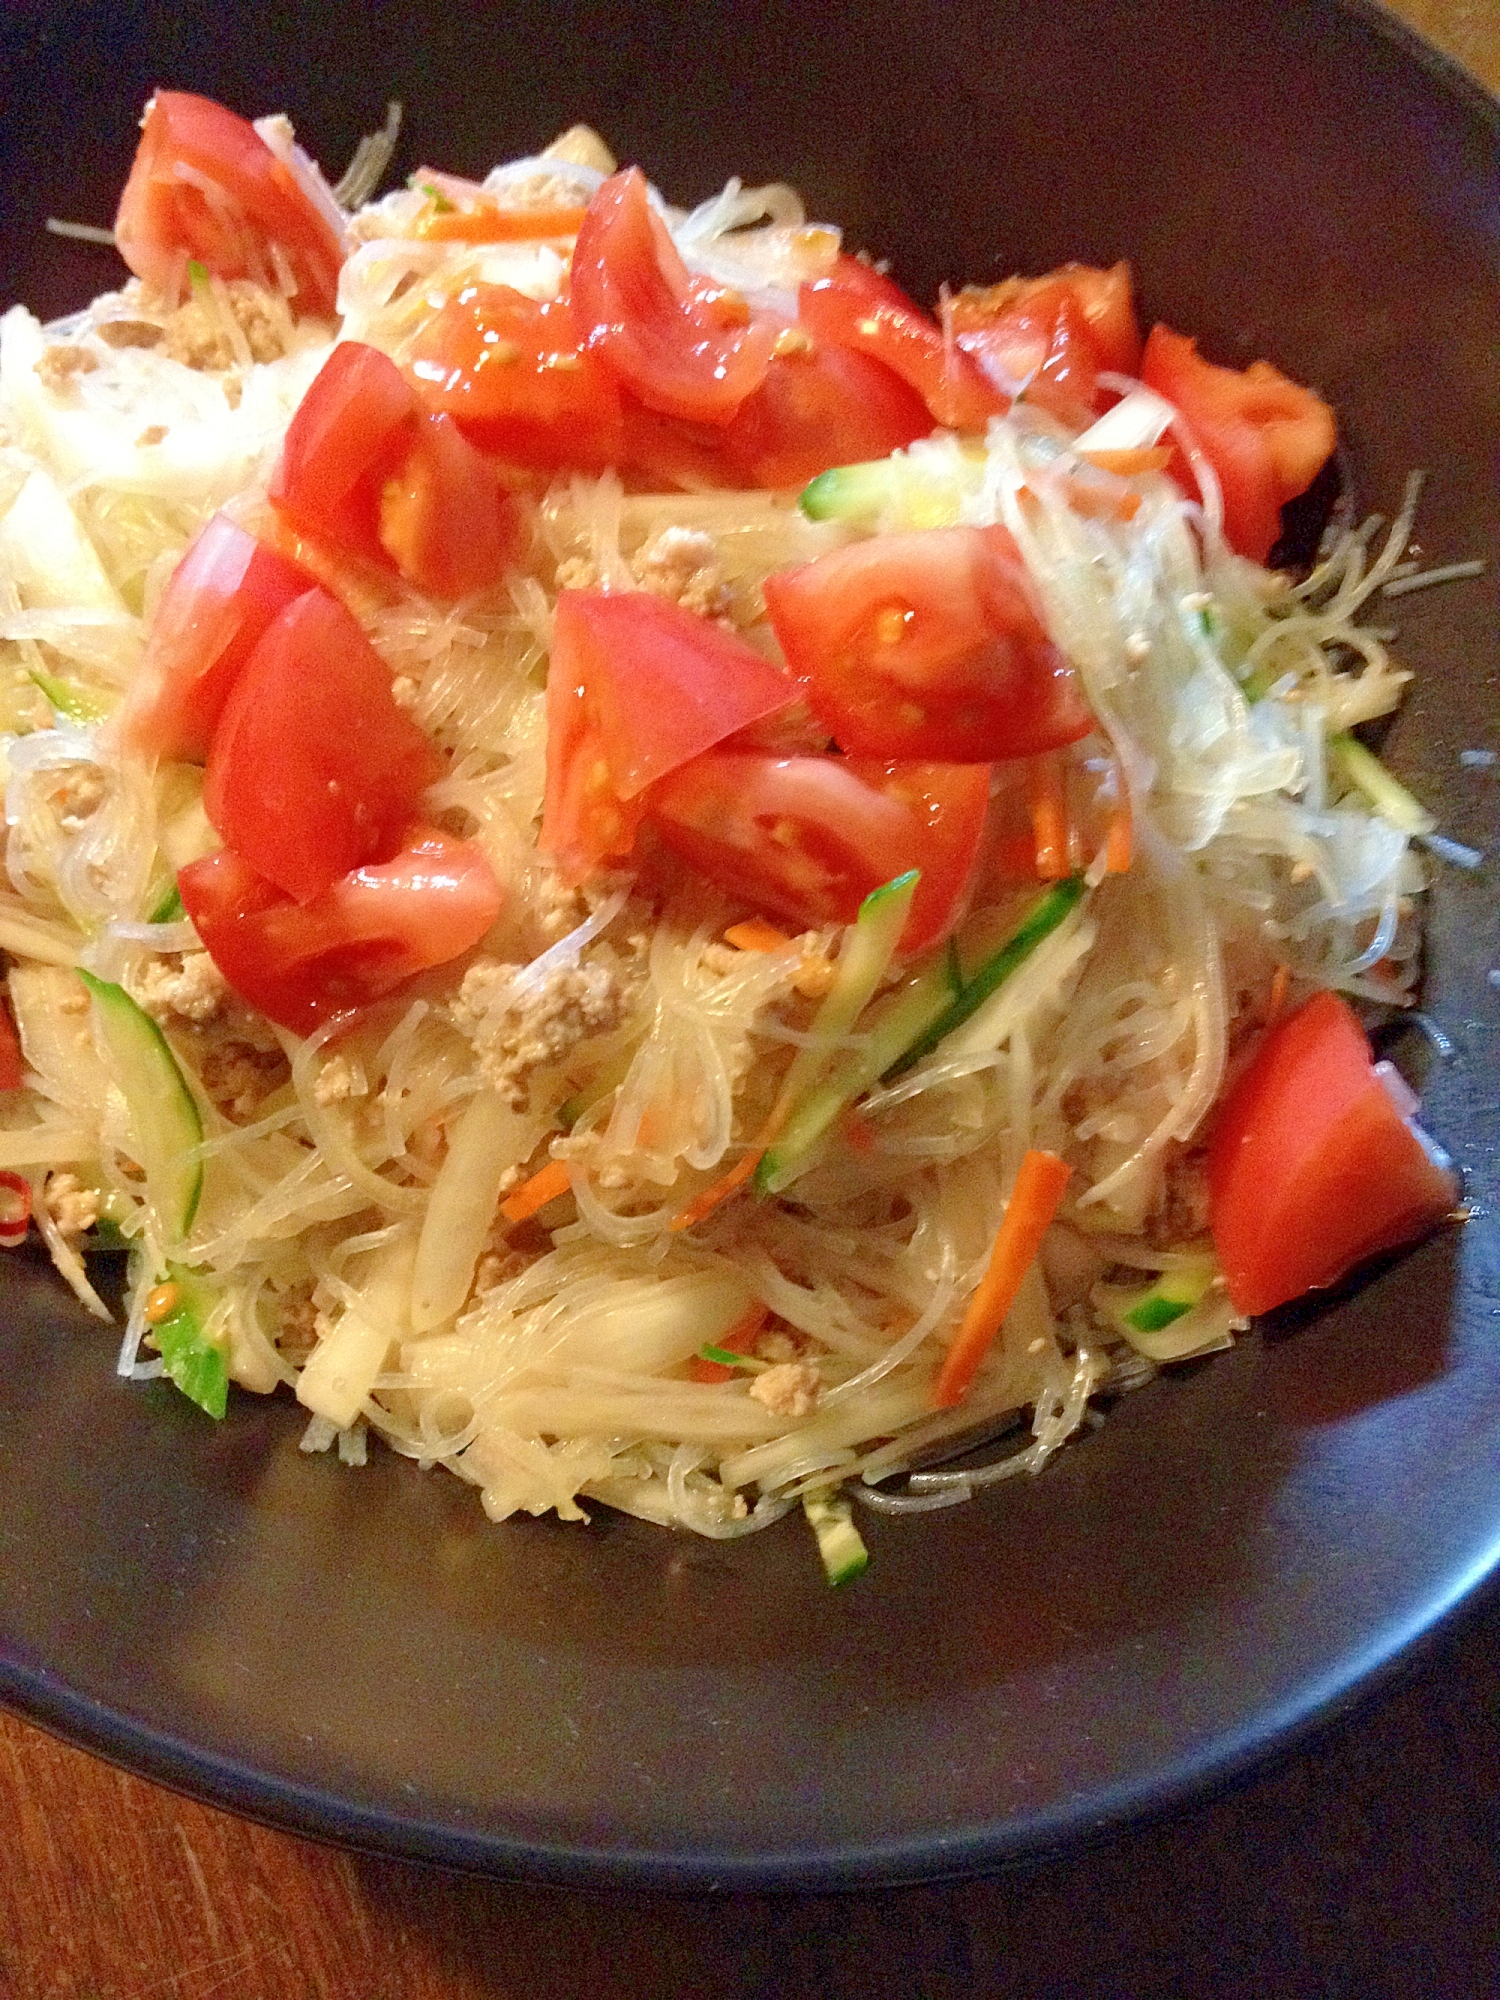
xmin=689 ymin=1355 xmax=738 ymax=1383
xmin=1104 ymin=799 xmax=1133 ymax=874
xmin=932 ymin=1149 xmax=1072 ymax=1409
xmin=1266 ymin=962 xmax=1291 ymax=1026
xmin=1059 ymin=475 xmax=1142 ymax=523
xmin=724 ymin=918 xmax=795 ymax=954
xmin=500 ymin=1157 xmax=572 ymax=1224
xmin=842 ymin=1108 xmax=876 ymax=1154
xmin=669 ymin=1147 xmax=764 ymax=1232
xmin=1078 ymin=446 xmax=1172 ymax=475
xmin=1028 ymin=754 xmax=1071 ymax=880
xmin=722 ymin=1302 xmax=770 ymax=1350
xmin=416 ymin=203 xmax=588 ymax=244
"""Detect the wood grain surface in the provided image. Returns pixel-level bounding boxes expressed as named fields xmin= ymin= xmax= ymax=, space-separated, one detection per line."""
xmin=5 ymin=5 xmax=1500 ymax=1995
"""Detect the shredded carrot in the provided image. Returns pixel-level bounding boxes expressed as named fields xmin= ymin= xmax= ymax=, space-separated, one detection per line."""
xmin=1077 ymin=446 xmax=1172 ymax=476
xmin=416 ymin=202 xmax=588 ymax=244
xmin=1029 ymin=754 xmax=1071 ymax=880
xmin=1266 ymin=962 xmax=1291 ymax=1026
xmin=932 ymin=1149 xmax=1072 ymax=1409
xmin=1104 ymin=798 xmax=1133 ymax=874
xmin=669 ymin=1146 xmax=764 ymax=1232
xmin=724 ymin=918 xmax=794 ymax=954
xmin=1058 ymin=475 xmax=1142 ymax=523
xmin=723 ymin=1301 xmax=769 ymax=1350
xmin=689 ymin=1355 xmax=738 ymax=1383
xmin=500 ymin=1157 xmax=572 ymax=1224
xmin=842 ymin=1108 xmax=876 ymax=1154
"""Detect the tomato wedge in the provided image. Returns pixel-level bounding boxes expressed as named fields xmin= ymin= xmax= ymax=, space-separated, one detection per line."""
xmin=764 ymin=526 xmax=1094 ymax=763
xmin=378 ymin=412 xmax=519 ymax=598
xmin=645 ymin=752 xmax=989 ymax=953
xmin=570 ymin=167 xmax=778 ymax=425
xmin=541 ymin=588 xmax=796 ymax=883
xmin=114 ymin=91 xmax=342 ymax=316
xmin=798 ymin=257 xmax=1006 ymax=433
xmin=717 ymin=335 xmax=932 ymax=490
xmin=203 ymin=587 xmax=442 ymax=902
xmin=1140 ymin=325 xmax=1337 ymax=564
xmin=406 ymin=285 xmax=626 ymax=471
xmin=179 ymin=828 xmax=502 ymax=1034
xmin=270 ymin=342 xmax=418 ymax=563
xmin=272 ymin=341 xmax=518 ymax=592
xmin=1207 ymin=989 xmax=1458 ymax=1317
xmin=118 ymin=512 xmax=312 ymax=762
xmin=952 ymin=280 xmax=1103 ymax=424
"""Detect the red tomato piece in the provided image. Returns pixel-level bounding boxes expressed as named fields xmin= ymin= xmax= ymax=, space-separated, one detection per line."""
xmin=1140 ymin=325 xmax=1337 ymax=563
xmin=956 ymin=262 xmax=1141 ymax=384
xmin=377 ymin=412 xmax=519 ymax=598
xmin=717 ymin=335 xmax=933 ymax=489
xmin=270 ymin=341 xmax=418 ymax=564
xmin=178 ymin=827 xmax=502 ymax=1034
xmin=406 ymin=285 xmax=626 ymax=471
xmin=118 ymin=512 xmax=312 ymax=762
xmin=203 ymin=587 xmax=442 ymax=902
xmin=570 ymin=168 xmax=778 ymax=424
xmin=798 ymin=257 xmax=1006 ymax=433
xmin=1207 ymin=989 xmax=1458 ymax=1317
xmin=541 ymin=589 xmax=796 ymax=883
xmin=114 ymin=91 xmax=342 ymax=317
xmin=0 ymin=1000 xmax=23 ymax=1093
xmin=763 ymin=525 xmax=1094 ymax=763
xmin=952 ymin=279 xmax=1104 ymax=425
xmin=645 ymin=752 xmax=989 ymax=954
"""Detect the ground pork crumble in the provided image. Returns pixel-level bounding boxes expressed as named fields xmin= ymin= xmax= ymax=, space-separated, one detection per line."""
xmin=43 ymin=1170 xmax=100 ymax=1241
xmin=748 ymin=1361 xmax=821 ymax=1419
xmin=129 ymin=952 xmax=226 ymax=1026
xmin=449 ymin=953 xmax=636 ymax=1112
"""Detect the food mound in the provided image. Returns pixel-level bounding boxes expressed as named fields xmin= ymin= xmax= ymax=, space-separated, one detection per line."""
xmin=0 ymin=93 xmax=1461 ymax=1582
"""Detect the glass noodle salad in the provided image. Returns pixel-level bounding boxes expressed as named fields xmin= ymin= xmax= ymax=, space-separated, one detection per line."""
xmin=0 ymin=94 xmax=1467 ymax=1582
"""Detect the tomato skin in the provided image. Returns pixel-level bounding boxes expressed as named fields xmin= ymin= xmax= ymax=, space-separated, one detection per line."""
xmin=118 ymin=512 xmax=312 ymax=762
xmin=952 ymin=280 xmax=1103 ymax=425
xmin=270 ymin=342 xmax=418 ymax=563
xmin=179 ymin=827 xmax=502 ymax=1034
xmin=378 ymin=412 xmax=519 ymax=598
xmin=114 ymin=91 xmax=342 ymax=316
xmin=716 ymin=336 xmax=933 ymax=489
xmin=406 ymin=285 xmax=627 ymax=471
xmin=1140 ymin=325 xmax=1337 ymax=563
xmin=798 ymin=257 xmax=1006 ymax=433
xmin=570 ymin=168 xmax=778 ymax=425
xmin=645 ymin=751 xmax=989 ymax=953
xmin=203 ymin=587 xmax=442 ymax=903
xmin=1207 ymin=990 xmax=1458 ymax=1317
xmin=541 ymin=588 xmax=796 ymax=883
xmin=764 ymin=526 xmax=1093 ymax=763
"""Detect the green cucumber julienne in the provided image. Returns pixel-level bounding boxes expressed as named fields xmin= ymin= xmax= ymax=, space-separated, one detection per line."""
xmin=79 ymin=971 xmax=204 ymax=1242
xmin=883 ymin=876 xmax=1087 ymax=1080
xmin=149 ymin=1262 xmax=228 ymax=1419
xmin=802 ymin=1488 xmax=869 ymax=1587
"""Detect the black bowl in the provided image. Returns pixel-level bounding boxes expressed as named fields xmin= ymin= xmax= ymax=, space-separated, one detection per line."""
xmin=1 ymin=0 xmax=1497 ymax=1890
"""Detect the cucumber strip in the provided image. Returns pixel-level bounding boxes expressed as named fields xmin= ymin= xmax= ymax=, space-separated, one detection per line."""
xmin=79 ymin=972 xmax=204 ymax=1242
xmin=757 ymin=953 xmax=957 ymax=1193
xmin=150 ymin=1264 xmax=227 ymax=1419
xmin=802 ymin=1488 xmax=869 ymax=1587
xmin=1329 ymin=732 xmax=1436 ymax=836
xmin=147 ymin=882 xmax=187 ymax=925
xmin=769 ymin=870 xmax=918 ymax=1122
xmin=698 ymin=1343 xmax=771 ymax=1373
xmin=1118 ymin=1261 xmax=1217 ymax=1334
xmin=883 ymin=876 xmax=1088 ymax=1080
xmin=798 ymin=450 xmax=981 ymax=529
xmin=28 ymin=668 xmax=113 ymax=726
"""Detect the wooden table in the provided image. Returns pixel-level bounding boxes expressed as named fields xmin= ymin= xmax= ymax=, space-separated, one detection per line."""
xmin=7 ymin=5 xmax=1500 ymax=1994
